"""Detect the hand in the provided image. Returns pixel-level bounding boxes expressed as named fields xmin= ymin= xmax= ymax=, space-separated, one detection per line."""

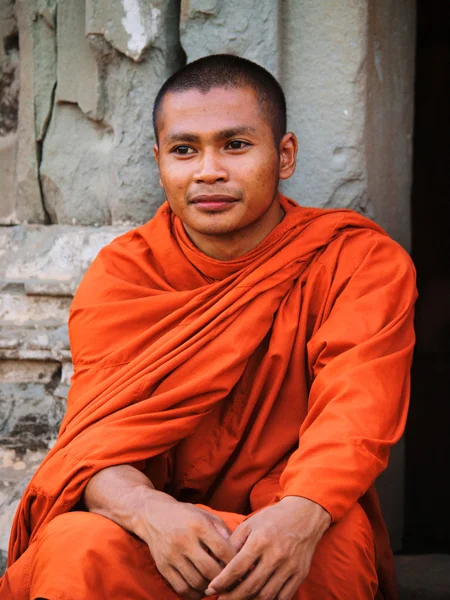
xmin=205 ymin=496 xmax=331 ymax=600
xmin=136 ymin=491 xmax=236 ymax=600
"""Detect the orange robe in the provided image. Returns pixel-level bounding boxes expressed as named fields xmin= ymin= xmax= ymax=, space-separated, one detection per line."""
xmin=0 ymin=195 xmax=416 ymax=599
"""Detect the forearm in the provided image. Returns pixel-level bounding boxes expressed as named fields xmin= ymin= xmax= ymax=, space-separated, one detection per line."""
xmin=83 ymin=464 xmax=176 ymax=540
xmin=280 ymin=495 xmax=331 ymax=534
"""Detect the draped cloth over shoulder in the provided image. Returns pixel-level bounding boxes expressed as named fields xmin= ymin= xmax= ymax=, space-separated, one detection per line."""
xmin=2 ymin=195 xmax=417 ymax=599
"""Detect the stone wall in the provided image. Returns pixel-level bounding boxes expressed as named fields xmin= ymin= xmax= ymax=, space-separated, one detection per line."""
xmin=0 ymin=0 xmax=416 ymax=569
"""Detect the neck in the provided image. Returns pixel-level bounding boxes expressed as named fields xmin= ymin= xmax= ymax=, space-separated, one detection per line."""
xmin=183 ymin=195 xmax=284 ymax=261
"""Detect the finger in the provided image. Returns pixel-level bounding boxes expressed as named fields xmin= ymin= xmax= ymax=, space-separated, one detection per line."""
xmin=201 ymin=527 xmax=237 ymax=567
xmin=166 ymin=566 xmax=204 ymax=600
xmin=211 ymin=559 xmax=274 ymax=600
xmin=190 ymin=545 xmax=225 ymax=581
xmin=248 ymin=566 xmax=294 ymax=600
xmin=277 ymin=575 xmax=303 ymax=600
xmin=178 ymin=557 xmax=210 ymax=593
xmin=206 ymin=537 xmax=261 ymax=595
xmin=228 ymin=522 xmax=251 ymax=553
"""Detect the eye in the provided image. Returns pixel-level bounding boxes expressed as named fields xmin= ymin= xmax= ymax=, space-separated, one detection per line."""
xmin=172 ymin=145 xmax=195 ymax=155
xmin=226 ymin=140 xmax=249 ymax=150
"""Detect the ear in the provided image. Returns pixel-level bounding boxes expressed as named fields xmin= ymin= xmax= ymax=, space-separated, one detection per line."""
xmin=153 ymin=144 xmax=163 ymax=188
xmin=278 ymin=132 xmax=298 ymax=180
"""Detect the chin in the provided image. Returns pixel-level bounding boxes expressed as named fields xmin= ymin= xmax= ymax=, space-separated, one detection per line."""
xmin=195 ymin=224 xmax=238 ymax=236
xmin=188 ymin=216 xmax=239 ymax=234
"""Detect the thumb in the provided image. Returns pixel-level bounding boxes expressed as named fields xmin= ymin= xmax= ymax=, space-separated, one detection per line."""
xmin=229 ymin=522 xmax=250 ymax=553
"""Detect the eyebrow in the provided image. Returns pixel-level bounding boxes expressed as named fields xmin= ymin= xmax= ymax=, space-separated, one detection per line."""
xmin=164 ymin=126 xmax=257 ymax=145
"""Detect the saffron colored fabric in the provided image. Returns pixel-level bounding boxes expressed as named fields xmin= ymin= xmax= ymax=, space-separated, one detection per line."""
xmin=0 ymin=195 xmax=416 ymax=599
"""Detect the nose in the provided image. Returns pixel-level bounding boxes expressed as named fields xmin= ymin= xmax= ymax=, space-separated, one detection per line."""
xmin=193 ymin=150 xmax=229 ymax=184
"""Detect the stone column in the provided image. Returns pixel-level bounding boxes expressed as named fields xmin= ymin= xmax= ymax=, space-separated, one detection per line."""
xmin=365 ymin=0 xmax=416 ymax=251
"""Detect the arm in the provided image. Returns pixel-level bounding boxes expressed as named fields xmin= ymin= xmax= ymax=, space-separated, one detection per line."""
xmin=84 ymin=463 xmax=161 ymax=539
xmin=84 ymin=465 xmax=235 ymax=600
xmin=278 ymin=233 xmax=417 ymax=520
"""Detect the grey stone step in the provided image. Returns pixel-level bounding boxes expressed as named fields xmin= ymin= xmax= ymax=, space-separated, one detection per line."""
xmin=396 ymin=554 xmax=450 ymax=599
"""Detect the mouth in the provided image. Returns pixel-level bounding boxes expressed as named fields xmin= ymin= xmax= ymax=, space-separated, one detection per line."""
xmin=189 ymin=195 xmax=239 ymax=211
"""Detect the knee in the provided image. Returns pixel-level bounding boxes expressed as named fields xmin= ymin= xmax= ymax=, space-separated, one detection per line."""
xmin=304 ymin=503 xmax=378 ymax=598
xmin=35 ymin=511 xmax=129 ymax=553
xmin=319 ymin=503 xmax=375 ymax=562
xmin=28 ymin=512 xmax=156 ymax=599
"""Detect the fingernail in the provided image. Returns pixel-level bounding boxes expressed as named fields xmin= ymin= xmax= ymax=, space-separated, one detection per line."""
xmin=205 ymin=587 xmax=217 ymax=596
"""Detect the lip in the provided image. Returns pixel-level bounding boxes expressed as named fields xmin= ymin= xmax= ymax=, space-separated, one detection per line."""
xmin=190 ymin=194 xmax=239 ymax=211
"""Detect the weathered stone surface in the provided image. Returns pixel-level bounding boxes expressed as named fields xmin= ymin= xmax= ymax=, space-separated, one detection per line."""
xmin=0 ymin=360 xmax=60 ymax=384
xmin=0 ymin=0 xmax=19 ymax=224
xmin=0 ymin=447 xmax=48 ymax=568
xmin=0 ymin=382 xmax=64 ymax=452
xmin=10 ymin=0 xmax=43 ymax=223
xmin=366 ymin=0 xmax=416 ymax=251
xmin=98 ymin=54 xmax=168 ymax=225
xmin=0 ymin=378 xmax=63 ymax=568
xmin=3 ymin=1 xmax=182 ymax=227
xmin=56 ymin=0 xmax=102 ymax=119
xmin=13 ymin=0 xmax=57 ymax=224
xmin=0 ymin=0 xmax=18 ymax=136
xmin=0 ymin=552 xmax=5 ymax=578
xmin=40 ymin=104 xmax=114 ymax=225
xmin=86 ymin=0 xmax=159 ymax=62
xmin=0 ymin=224 xmax=127 ymax=283
xmin=33 ymin=0 xmax=57 ymax=143
xmin=181 ymin=0 xmax=281 ymax=78
xmin=40 ymin=0 xmax=183 ymax=226
xmin=0 ymin=294 xmax=71 ymax=326
xmin=0 ymin=325 xmax=70 ymax=362
xmin=0 ymin=224 xmax=127 ymax=371
xmin=281 ymin=0 xmax=371 ymax=214
xmin=0 ymin=133 xmax=18 ymax=223
xmin=0 ymin=225 xmax=129 ymax=411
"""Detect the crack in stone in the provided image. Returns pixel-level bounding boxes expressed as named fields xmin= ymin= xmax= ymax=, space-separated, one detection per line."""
xmin=36 ymin=79 xmax=56 ymax=225
xmin=32 ymin=3 xmax=58 ymax=225
xmin=44 ymin=362 xmax=62 ymax=394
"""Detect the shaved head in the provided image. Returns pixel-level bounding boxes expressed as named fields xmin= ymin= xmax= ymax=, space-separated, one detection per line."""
xmin=153 ymin=54 xmax=287 ymax=146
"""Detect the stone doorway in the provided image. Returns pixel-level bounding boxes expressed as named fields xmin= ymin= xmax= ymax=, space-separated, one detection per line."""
xmin=404 ymin=0 xmax=450 ymax=554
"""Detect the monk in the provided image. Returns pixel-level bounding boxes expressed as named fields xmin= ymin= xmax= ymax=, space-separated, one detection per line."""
xmin=0 ymin=54 xmax=416 ymax=600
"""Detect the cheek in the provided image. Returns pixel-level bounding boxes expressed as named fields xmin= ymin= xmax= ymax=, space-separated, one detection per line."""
xmin=245 ymin=151 xmax=278 ymax=179
xmin=160 ymin=165 xmax=189 ymax=193
xmin=244 ymin=162 xmax=278 ymax=191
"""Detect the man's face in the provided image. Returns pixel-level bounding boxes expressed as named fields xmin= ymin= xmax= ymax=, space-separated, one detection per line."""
xmin=154 ymin=86 xmax=295 ymax=238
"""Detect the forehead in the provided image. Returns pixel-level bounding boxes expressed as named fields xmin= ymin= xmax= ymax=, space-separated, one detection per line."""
xmin=157 ymin=86 xmax=269 ymax=139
